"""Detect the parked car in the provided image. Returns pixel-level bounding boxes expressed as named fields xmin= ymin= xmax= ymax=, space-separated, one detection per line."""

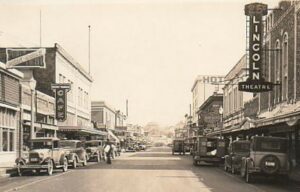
xmin=224 ymin=140 xmax=250 ymax=174
xmin=15 ymin=137 xmax=68 ymax=176
xmin=240 ymin=136 xmax=289 ymax=183
xmin=193 ymin=136 xmax=225 ymax=166
xmin=139 ymin=144 xmax=146 ymax=151
xmin=84 ymin=140 xmax=105 ymax=162
xmin=172 ymin=139 xmax=185 ymax=155
xmin=58 ymin=140 xmax=88 ymax=168
xmin=126 ymin=146 xmax=136 ymax=152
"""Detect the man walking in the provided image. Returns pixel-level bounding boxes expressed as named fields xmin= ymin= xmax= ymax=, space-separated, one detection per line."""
xmin=104 ymin=139 xmax=112 ymax=164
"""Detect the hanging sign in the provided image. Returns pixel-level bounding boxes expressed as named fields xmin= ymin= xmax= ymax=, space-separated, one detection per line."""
xmin=238 ymin=3 xmax=274 ymax=92
xmin=51 ymin=83 xmax=71 ymax=121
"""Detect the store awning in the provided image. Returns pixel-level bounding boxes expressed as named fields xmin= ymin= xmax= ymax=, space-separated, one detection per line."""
xmin=58 ymin=126 xmax=107 ymax=136
xmin=23 ymin=122 xmax=58 ymax=131
xmin=108 ymin=130 xmax=120 ymax=143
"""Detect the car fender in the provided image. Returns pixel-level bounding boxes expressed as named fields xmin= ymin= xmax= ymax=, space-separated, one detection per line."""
xmin=59 ymin=154 xmax=67 ymax=165
xmin=15 ymin=157 xmax=26 ymax=165
xmin=42 ymin=157 xmax=52 ymax=164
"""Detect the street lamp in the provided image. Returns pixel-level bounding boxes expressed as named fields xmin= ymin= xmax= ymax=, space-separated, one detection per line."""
xmin=29 ymin=77 xmax=37 ymax=140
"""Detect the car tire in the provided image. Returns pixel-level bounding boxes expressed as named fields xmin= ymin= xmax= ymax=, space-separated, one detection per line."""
xmin=82 ymin=156 xmax=87 ymax=166
xmin=224 ymin=164 xmax=228 ymax=172
xmin=245 ymin=166 xmax=253 ymax=183
xmin=96 ymin=154 xmax=100 ymax=163
xmin=62 ymin=157 xmax=68 ymax=172
xmin=193 ymin=160 xmax=198 ymax=166
xmin=47 ymin=160 xmax=53 ymax=176
xmin=72 ymin=158 xmax=77 ymax=169
xmin=231 ymin=167 xmax=235 ymax=174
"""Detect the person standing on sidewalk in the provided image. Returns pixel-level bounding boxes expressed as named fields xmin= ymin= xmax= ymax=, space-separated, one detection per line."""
xmin=104 ymin=139 xmax=112 ymax=164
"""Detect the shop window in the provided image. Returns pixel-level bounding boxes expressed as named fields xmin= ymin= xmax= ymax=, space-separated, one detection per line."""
xmin=9 ymin=131 xmax=14 ymax=151
xmin=2 ymin=129 xmax=8 ymax=151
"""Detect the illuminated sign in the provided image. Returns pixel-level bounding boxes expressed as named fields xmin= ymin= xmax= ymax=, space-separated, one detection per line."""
xmin=6 ymin=48 xmax=46 ymax=69
xmin=238 ymin=3 xmax=273 ymax=93
xmin=51 ymin=84 xmax=71 ymax=121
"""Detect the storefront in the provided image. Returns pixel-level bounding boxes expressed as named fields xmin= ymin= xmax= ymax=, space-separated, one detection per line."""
xmin=0 ymin=62 xmax=22 ymax=167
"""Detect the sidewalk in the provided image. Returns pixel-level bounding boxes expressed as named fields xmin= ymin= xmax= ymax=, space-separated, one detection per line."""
xmin=0 ymin=164 xmax=16 ymax=178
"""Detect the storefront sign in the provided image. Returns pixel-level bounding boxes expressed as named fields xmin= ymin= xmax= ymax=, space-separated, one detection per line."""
xmin=197 ymin=75 xmax=224 ymax=84
xmin=51 ymin=83 xmax=71 ymax=121
xmin=238 ymin=3 xmax=273 ymax=92
xmin=6 ymin=48 xmax=46 ymax=69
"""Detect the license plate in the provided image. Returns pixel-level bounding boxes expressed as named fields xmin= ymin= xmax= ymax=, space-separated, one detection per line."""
xmin=265 ymin=161 xmax=275 ymax=167
xmin=30 ymin=158 xmax=39 ymax=162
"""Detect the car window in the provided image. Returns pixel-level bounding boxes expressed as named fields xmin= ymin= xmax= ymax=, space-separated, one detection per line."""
xmin=254 ymin=139 xmax=287 ymax=153
xmin=53 ymin=141 xmax=59 ymax=148
xmin=58 ymin=141 xmax=76 ymax=148
xmin=31 ymin=141 xmax=52 ymax=150
xmin=233 ymin=143 xmax=250 ymax=152
xmin=76 ymin=142 xmax=82 ymax=148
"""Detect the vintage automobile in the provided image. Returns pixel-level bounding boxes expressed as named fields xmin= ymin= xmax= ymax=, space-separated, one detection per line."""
xmin=58 ymin=140 xmax=88 ymax=168
xmin=193 ymin=136 xmax=225 ymax=166
xmin=240 ymin=136 xmax=289 ymax=183
xmin=15 ymin=137 xmax=68 ymax=176
xmin=172 ymin=139 xmax=185 ymax=155
xmin=224 ymin=140 xmax=250 ymax=174
xmin=84 ymin=140 xmax=105 ymax=162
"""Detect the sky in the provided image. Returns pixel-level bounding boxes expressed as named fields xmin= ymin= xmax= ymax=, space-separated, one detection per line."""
xmin=0 ymin=0 xmax=280 ymax=126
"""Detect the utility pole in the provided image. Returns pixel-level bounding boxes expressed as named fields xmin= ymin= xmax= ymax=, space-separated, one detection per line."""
xmin=88 ymin=25 xmax=91 ymax=74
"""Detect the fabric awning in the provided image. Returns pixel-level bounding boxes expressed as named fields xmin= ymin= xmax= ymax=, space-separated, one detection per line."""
xmin=59 ymin=126 xmax=108 ymax=136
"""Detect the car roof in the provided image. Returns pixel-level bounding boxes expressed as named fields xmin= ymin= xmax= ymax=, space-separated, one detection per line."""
xmin=30 ymin=137 xmax=60 ymax=142
xmin=85 ymin=140 xmax=103 ymax=143
xmin=58 ymin=140 xmax=81 ymax=143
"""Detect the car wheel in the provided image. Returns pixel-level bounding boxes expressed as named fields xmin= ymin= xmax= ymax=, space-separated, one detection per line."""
xmin=82 ymin=156 xmax=87 ymax=166
xmin=96 ymin=154 xmax=100 ymax=163
xmin=224 ymin=164 xmax=228 ymax=172
xmin=245 ymin=166 xmax=253 ymax=183
xmin=47 ymin=160 xmax=53 ymax=176
xmin=72 ymin=158 xmax=77 ymax=169
xmin=193 ymin=160 xmax=198 ymax=166
xmin=231 ymin=167 xmax=235 ymax=174
xmin=62 ymin=157 xmax=68 ymax=172
xmin=16 ymin=162 xmax=23 ymax=176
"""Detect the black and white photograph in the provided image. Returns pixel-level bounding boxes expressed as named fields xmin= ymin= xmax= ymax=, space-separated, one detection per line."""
xmin=0 ymin=0 xmax=300 ymax=191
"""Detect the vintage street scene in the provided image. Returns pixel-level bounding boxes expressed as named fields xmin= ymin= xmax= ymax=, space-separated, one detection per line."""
xmin=1 ymin=0 xmax=300 ymax=192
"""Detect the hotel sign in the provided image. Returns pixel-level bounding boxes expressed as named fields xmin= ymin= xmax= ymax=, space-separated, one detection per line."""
xmin=51 ymin=83 xmax=71 ymax=122
xmin=238 ymin=3 xmax=274 ymax=92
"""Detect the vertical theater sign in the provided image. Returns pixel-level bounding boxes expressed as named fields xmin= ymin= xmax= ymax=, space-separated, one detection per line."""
xmin=238 ymin=3 xmax=274 ymax=92
xmin=51 ymin=84 xmax=71 ymax=121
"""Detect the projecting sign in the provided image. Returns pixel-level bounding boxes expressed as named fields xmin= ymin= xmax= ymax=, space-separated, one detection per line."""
xmin=51 ymin=83 xmax=71 ymax=122
xmin=6 ymin=48 xmax=46 ymax=69
xmin=197 ymin=75 xmax=224 ymax=84
xmin=238 ymin=3 xmax=274 ymax=93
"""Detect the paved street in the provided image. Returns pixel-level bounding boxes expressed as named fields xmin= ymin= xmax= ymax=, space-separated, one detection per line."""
xmin=0 ymin=147 xmax=300 ymax=192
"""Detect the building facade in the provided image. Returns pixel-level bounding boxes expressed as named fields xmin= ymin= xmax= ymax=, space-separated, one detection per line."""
xmin=197 ymin=93 xmax=223 ymax=136
xmin=0 ymin=44 xmax=93 ymax=138
xmin=191 ymin=75 xmax=224 ymax=125
xmin=221 ymin=55 xmax=255 ymax=137
xmin=0 ymin=62 xmax=22 ymax=167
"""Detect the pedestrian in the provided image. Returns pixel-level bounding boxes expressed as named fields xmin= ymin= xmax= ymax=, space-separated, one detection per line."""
xmin=104 ymin=139 xmax=112 ymax=164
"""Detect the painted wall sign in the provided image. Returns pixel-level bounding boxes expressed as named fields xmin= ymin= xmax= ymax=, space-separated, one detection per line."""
xmin=238 ymin=3 xmax=273 ymax=93
xmin=51 ymin=83 xmax=71 ymax=122
xmin=6 ymin=48 xmax=46 ymax=69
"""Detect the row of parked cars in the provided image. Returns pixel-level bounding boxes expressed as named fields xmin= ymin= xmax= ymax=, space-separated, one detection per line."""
xmin=15 ymin=137 xmax=120 ymax=176
xmin=173 ymin=136 xmax=290 ymax=183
